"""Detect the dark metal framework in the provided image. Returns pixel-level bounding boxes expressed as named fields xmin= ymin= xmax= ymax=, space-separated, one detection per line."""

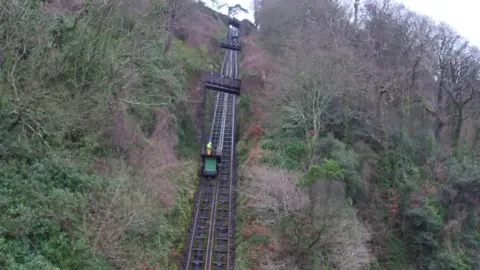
xmin=202 ymin=72 xmax=241 ymax=96
xmin=220 ymin=41 xmax=241 ymax=51
xmin=228 ymin=18 xmax=240 ymax=28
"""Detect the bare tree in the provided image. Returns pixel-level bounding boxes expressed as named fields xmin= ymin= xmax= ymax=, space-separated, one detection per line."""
xmin=241 ymin=166 xmax=371 ymax=269
xmin=245 ymin=0 xmax=480 ymax=268
xmin=426 ymin=24 xmax=480 ymax=146
xmin=356 ymin=1 xmax=442 ymax=142
xmin=163 ymin=0 xmax=192 ymax=55
xmin=441 ymin=41 xmax=480 ymax=145
xmin=353 ymin=0 xmax=360 ymax=28
xmin=227 ymin=3 xmax=248 ymax=17
xmin=253 ymin=0 xmax=262 ymax=26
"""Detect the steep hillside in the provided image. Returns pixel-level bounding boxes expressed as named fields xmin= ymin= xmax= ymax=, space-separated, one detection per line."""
xmin=233 ymin=0 xmax=480 ymax=270
xmin=3 ymin=0 xmax=478 ymax=270
xmin=0 ymin=0 xmax=236 ymax=269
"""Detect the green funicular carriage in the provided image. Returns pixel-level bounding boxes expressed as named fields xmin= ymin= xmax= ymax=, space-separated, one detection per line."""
xmin=200 ymin=153 xmax=221 ymax=179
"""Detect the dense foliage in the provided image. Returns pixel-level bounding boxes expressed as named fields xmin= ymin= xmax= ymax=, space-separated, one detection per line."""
xmin=0 ymin=0 xmax=209 ymax=268
xmin=235 ymin=0 xmax=479 ymax=269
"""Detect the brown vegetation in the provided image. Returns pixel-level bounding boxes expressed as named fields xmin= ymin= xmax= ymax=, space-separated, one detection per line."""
xmin=240 ymin=0 xmax=479 ymax=268
xmin=239 ymin=166 xmax=371 ymax=269
xmin=46 ymin=0 xmax=83 ymax=13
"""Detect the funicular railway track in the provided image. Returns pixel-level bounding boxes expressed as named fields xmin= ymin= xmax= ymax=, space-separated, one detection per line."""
xmin=181 ymin=25 xmax=240 ymax=270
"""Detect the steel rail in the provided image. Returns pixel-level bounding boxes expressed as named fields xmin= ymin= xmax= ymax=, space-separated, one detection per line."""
xmin=183 ymin=31 xmax=231 ymax=269
xmin=182 ymin=25 xmax=239 ymax=270
xmin=206 ymin=27 xmax=237 ymax=270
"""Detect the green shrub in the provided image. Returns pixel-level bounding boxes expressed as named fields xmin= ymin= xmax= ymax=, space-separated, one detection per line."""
xmin=0 ymin=159 xmax=107 ymax=269
xmin=283 ymin=139 xmax=306 ymax=161
xmin=431 ymin=250 xmax=474 ymax=270
xmin=171 ymin=39 xmax=212 ymax=75
xmin=239 ymin=93 xmax=251 ymax=115
xmin=248 ymin=235 xmax=270 ymax=246
xmin=127 ymin=105 xmax=157 ymax=137
xmin=404 ymin=200 xmax=443 ymax=267
xmin=261 ymin=139 xmax=277 ymax=151
xmin=375 ymin=150 xmax=419 ymax=189
xmin=299 ymin=159 xmax=344 ymax=186
xmin=174 ymin=104 xmax=199 ymax=159
xmin=0 ymin=1 xmax=205 ymax=269
xmin=316 ymin=134 xmax=364 ymax=202
xmin=235 ymin=139 xmax=249 ymax=164
xmin=260 ymin=152 xmax=283 ymax=167
xmin=383 ymin=235 xmax=409 ymax=270
xmin=255 ymin=134 xmax=305 ymax=170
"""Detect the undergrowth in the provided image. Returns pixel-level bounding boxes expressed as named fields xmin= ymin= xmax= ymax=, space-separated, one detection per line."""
xmin=236 ymin=122 xmax=479 ymax=269
xmin=0 ymin=0 xmax=207 ymax=268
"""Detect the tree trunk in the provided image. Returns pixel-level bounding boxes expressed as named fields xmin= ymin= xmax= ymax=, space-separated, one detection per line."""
xmin=434 ymin=82 xmax=445 ymax=140
xmin=353 ymin=0 xmax=360 ymax=28
xmin=163 ymin=4 xmax=176 ymax=56
xmin=453 ymin=107 xmax=463 ymax=148
xmin=163 ymin=31 xmax=172 ymax=56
